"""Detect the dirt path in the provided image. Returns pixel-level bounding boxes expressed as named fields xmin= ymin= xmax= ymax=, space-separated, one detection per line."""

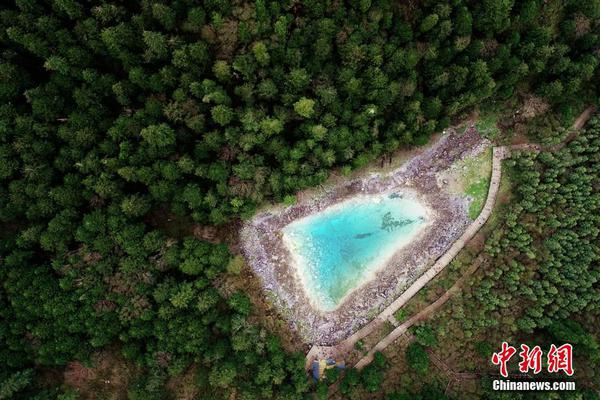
xmin=572 ymin=105 xmax=597 ymax=131
xmin=353 ymin=255 xmax=485 ymax=369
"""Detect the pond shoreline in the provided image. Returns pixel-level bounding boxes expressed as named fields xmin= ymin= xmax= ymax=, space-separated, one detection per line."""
xmin=281 ymin=190 xmax=433 ymax=313
xmin=241 ymin=127 xmax=490 ymax=345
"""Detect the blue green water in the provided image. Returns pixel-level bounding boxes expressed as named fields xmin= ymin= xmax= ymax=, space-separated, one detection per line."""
xmin=282 ymin=192 xmax=428 ymax=311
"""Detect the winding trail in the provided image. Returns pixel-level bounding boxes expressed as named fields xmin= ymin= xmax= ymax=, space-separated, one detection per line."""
xmin=572 ymin=105 xmax=597 ymax=130
xmin=305 ymin=105 xmax=597 ymax=372
xmin=354 ymin=254 xmax=486 ymax=369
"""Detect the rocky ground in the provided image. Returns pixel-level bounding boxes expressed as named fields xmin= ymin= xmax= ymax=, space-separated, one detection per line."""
xmin=240 ymin=127 xmax=490 ymax=345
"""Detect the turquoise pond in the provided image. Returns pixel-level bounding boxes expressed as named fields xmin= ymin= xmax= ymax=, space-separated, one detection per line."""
xmin=282 ymin=192 xmax=429 ymax=311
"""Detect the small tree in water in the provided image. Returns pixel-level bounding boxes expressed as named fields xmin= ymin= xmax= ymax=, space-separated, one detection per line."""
xmin=381 ymin=212 xmax=413 ymax=232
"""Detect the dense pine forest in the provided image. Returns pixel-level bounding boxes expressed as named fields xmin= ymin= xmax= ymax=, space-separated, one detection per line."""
xmin=1 ymin=0 xmax=600 ymax=398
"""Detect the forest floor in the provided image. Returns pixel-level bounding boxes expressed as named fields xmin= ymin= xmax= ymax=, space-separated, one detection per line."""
xmin=61 ymin=349 xmax=139 ymax=400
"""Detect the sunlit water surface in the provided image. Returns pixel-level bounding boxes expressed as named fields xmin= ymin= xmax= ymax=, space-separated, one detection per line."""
xmin=282 ymin=192 xmax=428 ymax=311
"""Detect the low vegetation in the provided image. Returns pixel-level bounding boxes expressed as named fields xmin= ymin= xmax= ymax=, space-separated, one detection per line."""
xmin=438 ymin=146 xmax=492 ymax=219
xmin=465 ymin=177 xmax=490 ymax=219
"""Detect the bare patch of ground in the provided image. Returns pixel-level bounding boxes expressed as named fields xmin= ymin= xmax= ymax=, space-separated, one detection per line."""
xmin=437 ymin=147 xmax=492 ymax=219
xmin=63 ymin=350 xmax=139 ymax=400
xmin=519 ymin=95 xmax=551 ymax=119
xmin=165 ymin=366 xmax=198 ymax=400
